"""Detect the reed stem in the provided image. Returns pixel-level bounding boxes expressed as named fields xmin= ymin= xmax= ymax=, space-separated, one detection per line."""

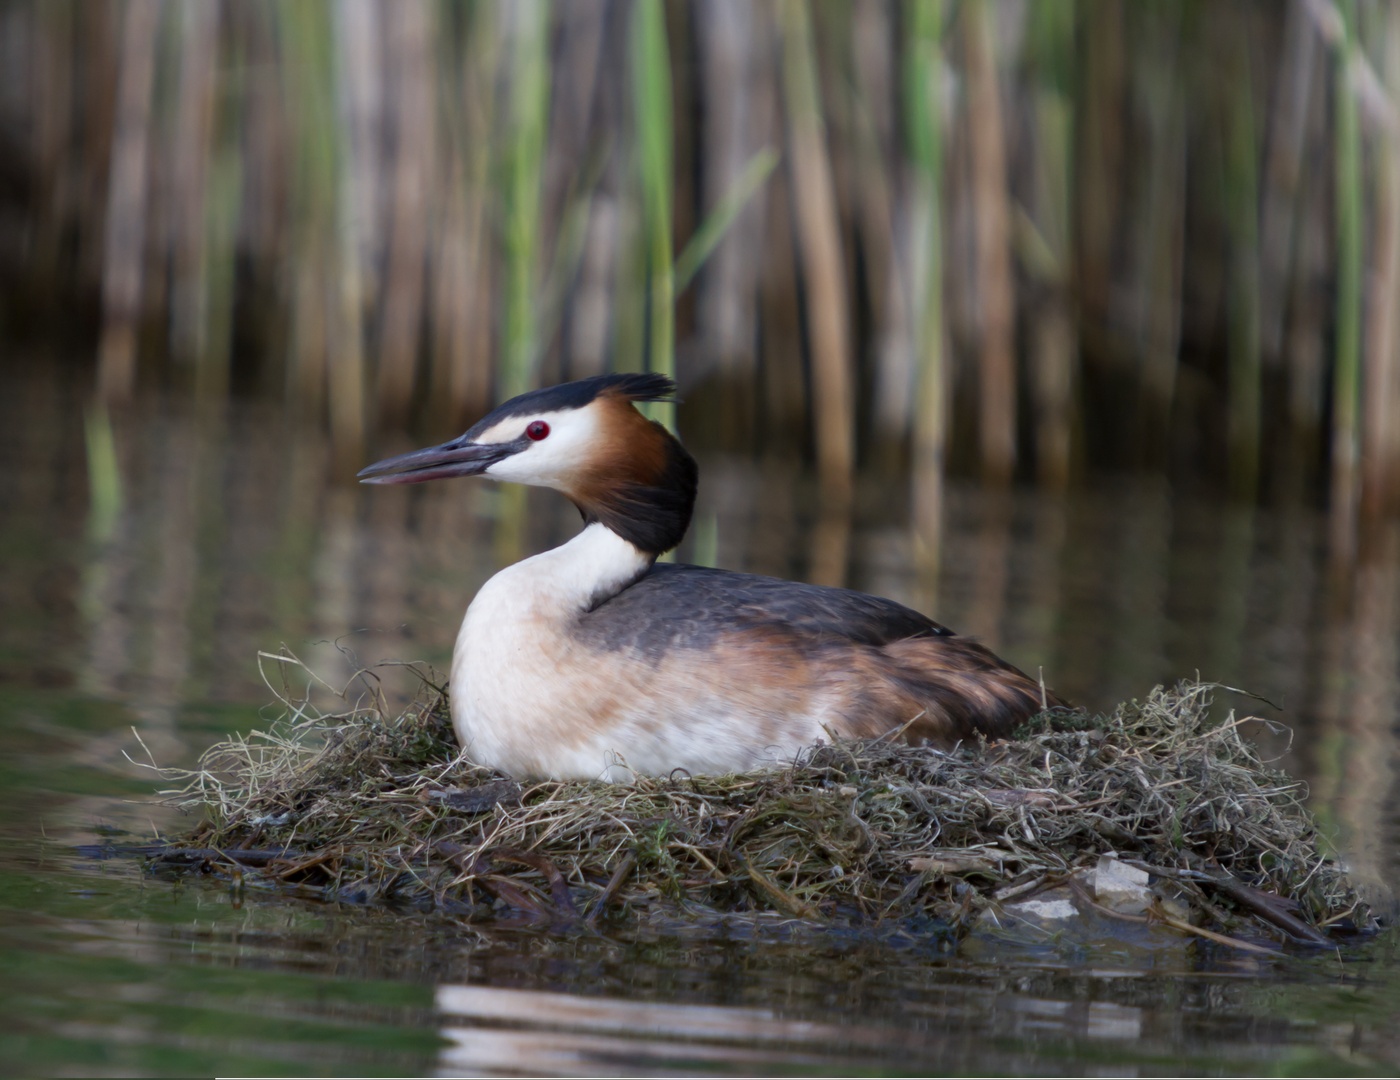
xmin=501 ymin=0 xmax=551 ymax=404
xmin=1332 ymin=0 xmax=1363 ymax=562
xmin=906 ymin=0 xmax=946 ymax=571
xmin=376 ymin=0 xmax=435 ymax=425
xmin=97 ymin=0 xmax=162 ymax=404
xmin=631 ymin=0 xmax=676 ymax=431
xmin=780 ymin=0 xmax=853 ymax=506
xmin=1225 ymin=26 xmax=1261 ymax=502
xmin=1362 ymin=3 xmax=1400 ymax=521
xmin=963 ymin=0 xmax=1016 ymax=487
xmin=1027 ymin=0 xmax=1078 ymax=489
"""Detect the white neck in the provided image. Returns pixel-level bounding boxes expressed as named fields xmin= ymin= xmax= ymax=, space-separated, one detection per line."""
xmin=484 ymin=521 xmax=654 ymax=616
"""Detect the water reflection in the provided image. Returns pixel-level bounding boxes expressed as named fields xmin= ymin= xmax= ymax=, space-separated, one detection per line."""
xmin=6 ymin=846 xmax=1397 ymax=1076
xmin=0 ymin=863 xmax=442 ymax=1076
xmin=429 ymin=982 xmax=1184 ymax=1074
xmin=1314 ymin=521 xmax=1400 ymax=907
xmin=436 ymin=984 xmax=888 ymax=1075
xmin=426 ymin=941 xmax=1397 ymax=1076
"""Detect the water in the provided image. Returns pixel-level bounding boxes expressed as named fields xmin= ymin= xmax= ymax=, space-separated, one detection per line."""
xmin=2 ymin=370 xmax=1398 ymax=1076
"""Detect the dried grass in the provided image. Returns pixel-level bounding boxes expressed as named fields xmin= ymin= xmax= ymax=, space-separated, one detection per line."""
xmin=140 ymin=652 xmax=1371 ymax=945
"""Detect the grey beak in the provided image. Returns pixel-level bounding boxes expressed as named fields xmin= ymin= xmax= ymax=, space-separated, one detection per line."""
xmin=358 ymin=437 xmax=520 ymax=485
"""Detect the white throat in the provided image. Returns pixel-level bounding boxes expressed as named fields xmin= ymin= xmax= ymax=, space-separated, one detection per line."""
xmin=468 ymin=521 xmax=653 ymax=623
xmin=450 ymin=521 xmax=654 ymax=773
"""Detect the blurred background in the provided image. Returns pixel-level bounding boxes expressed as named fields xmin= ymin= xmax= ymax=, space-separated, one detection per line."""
xmin=3 ymin=6 xmax=1400 ymax=1071
xmin=0 ymin=0 xmax=1398 ymax=877
xmin=4 ymin=0 xmax=1399 ymax=512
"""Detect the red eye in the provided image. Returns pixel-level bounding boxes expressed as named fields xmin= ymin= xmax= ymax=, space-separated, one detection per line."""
xmin=525 ymin=420 xmax=550 ymax=441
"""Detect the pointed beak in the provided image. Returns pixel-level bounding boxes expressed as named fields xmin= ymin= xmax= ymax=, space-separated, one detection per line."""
xmin=358 ymin=437 xmax=519 ymax=485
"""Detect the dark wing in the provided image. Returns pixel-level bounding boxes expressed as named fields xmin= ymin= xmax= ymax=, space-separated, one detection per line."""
xmin=577 ymin=562 xmax=953 ymax=659
xmin=579 ymin=563 xmax=1069 ymax=742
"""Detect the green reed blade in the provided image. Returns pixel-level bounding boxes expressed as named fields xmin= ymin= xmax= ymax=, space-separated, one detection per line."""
xmin=533 ymin=146 xmax=608 ymax=376
xmin=673 ymin=147 xmax=779 ymax=296
xmin=275 ymin=0 xmax=341 ymax=418
xmin=84 ymin=401 xmax=124 ymax=545
xmin=630 ymin=0 xmax=675 ymax=431
xmin=906 ymin=0 xmax=946 ymax=569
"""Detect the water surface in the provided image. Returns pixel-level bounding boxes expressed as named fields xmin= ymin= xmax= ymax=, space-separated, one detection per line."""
xmin=1 ymin=372 xmax=1398 ymax=1075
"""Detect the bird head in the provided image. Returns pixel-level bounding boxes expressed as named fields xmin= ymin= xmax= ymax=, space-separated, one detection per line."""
xmin=359 ymin=374 xmax=697 ymax=555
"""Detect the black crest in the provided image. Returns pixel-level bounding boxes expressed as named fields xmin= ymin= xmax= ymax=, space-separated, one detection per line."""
xmin=466 ymin=374 xmax=677 ymax=436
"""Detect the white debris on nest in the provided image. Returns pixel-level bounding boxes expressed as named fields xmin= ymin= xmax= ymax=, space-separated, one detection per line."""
xmin=1093 ymin=855 xmax=1153 ymax=914
xmin=1006 ymin=898 xmax=1078 ymax=920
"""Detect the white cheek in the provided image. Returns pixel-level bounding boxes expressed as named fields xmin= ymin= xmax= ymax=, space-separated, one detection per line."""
xmin=483 ymin=410 xmax=598 ymax=487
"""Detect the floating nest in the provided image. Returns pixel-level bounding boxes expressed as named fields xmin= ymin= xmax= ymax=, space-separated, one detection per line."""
xmin=135 ymin=655 xmax=1373 ymax=950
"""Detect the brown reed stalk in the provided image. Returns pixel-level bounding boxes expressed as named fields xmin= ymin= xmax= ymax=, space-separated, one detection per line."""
xmin=78 ymin=3 xmax=121 ymax=295
xmin=758 ymin=161 xmax=808 ymax=452
xmin=338 ymin=0 xmax=384 ymax=305
xmin=697 ymin=0 xmax=775 ymax=441
xmin=532 ymin=0 xmax=607 ymax=391
xmin=1284 ymin=64 xmax=1330 ymax=484
xmin=1075 ymin=0 xmax=1125 ymax=377
xmin=1225 ymin=23 xmax=1262 ymax=502
xmin=611 ymin=193 xmax=649 ymax=380
xmin=808 ymin=503 xmax=852 ymax=588
xmin=1361 ymin=4 xmax=1400 ymax=522
xmin=962 ymin=0 xmax=1016 ymax=487
xmin=236 ymin=6 xmax=289 ymax=388
xmin=198 ymin=16 xmax=243 ymax=400
xmin=1026 ymin=0 xmax=1078 ymax=489
xmin=327 ymin=1 xmax=368 ymax=469
xmin=1383 ymin=12 xmax=1400 ymax=518
xmin=542 ymin=0 xmax=606 ymax=268
xmin=29 ymin=1 xmax=75 ymax=295
xmin=500 ymin=0 xmax=551 ymax=404
xmin=1331 ymin=0 xmax=1363 ymax=564
xmin=1259 ymin=0 xmax=1319 ymax=370
xmin=430 ymin=139 xmax=470 ymax=431
xmin=276 ymin=0 xmax=365 ymax=465
xmin=780 ymin=0 xmax=853 ymax=506
xmin=97 ymin=0 xmax=162 ymax=404
xmin=169 ymin=0 xmax=221 ymax=372
xmin=139 ymin=39 xmax=171 ymax=356
xmin=1362 ymin=151 xmax=1400 ymax=522
xmin=853 ymin=0 xmax=912 ymax=457
xmin=569 ymin=196 xmax=617 ymax=379
xmin=430 ymin=147 xmax=490 ymax=434
xmin=430 ymin=0 xmax=498 ymax=431
xmin=376 ymin=0 xmax=435 ymax=426
xmin=1132 ymin=97 xmax=1185 ymax=471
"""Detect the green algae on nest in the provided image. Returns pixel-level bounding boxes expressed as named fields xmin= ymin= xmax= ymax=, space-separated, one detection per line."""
xmin=143 ymin=664 xmax=1373 ymax=946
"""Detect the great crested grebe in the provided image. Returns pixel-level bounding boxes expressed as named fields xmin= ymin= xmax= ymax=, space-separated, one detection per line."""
xmin=360 ymin=374 xmax=1063 ymax=781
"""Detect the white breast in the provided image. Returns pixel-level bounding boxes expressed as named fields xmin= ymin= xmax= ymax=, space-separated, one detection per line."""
xmin=451 ymin=523 xmax=644 ymax=778
xmin=449 ymin=522 xmax=833 ymax=780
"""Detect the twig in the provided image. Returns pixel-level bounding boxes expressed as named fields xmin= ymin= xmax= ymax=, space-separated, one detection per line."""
xmin=1068 ymin=878 xmax=1276 ymax=955
xmin=586 ymin=851 xmax=636 ymax=924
